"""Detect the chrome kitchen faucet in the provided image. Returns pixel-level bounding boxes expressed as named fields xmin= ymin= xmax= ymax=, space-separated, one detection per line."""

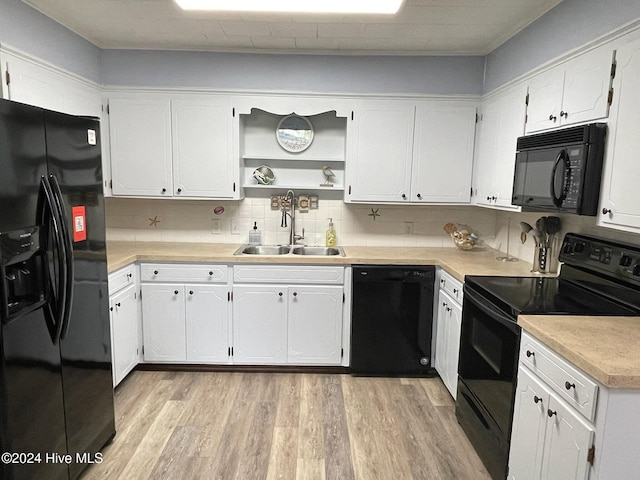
xmin=281 ymin=189 xmax=304 ymax=246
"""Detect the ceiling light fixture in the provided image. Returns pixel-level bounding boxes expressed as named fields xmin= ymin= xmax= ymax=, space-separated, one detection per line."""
xmin=175 ymin=0 xmax=404 ymax=15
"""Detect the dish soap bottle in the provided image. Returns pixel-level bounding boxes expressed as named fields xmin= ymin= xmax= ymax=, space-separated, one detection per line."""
xmin=249 ymin=222 xmax=261 ymax=245
xmin=326 ymin=218 xmax=337 ymax=247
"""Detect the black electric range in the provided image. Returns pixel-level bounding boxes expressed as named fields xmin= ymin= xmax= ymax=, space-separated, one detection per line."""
xmin=456 ymin=233 xmax=640 ymax=480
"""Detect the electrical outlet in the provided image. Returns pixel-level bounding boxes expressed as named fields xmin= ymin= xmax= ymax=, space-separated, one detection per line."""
xmin=404 ymin=222 xmax=414 ymax=236
xmin=230 ymin=219 xmax=239 ymax=235
xmin=211 ymin=219 xmax=221 ymax=234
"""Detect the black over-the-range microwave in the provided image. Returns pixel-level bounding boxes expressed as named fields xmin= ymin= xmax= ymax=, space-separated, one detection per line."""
xmin=511 ymin=123 xmax=606 ymax=216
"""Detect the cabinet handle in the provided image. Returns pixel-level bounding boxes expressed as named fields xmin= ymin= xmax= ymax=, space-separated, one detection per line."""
xmin=154 ymin=270 xmax=159 ymax=275
xmin=526 ymin=350 xmax=535 ymax=358
xmin=109 ymin=307 xmax=114 ymax=311
xmin=417 ymin=193 xmax=422 ymax=199
xmin=174 ymin=290 xmax=179 ymax=295
xmin=548 ymin=114 xmax=557 ymax=122
xmin=189 ymin=290 xmax=194 ymax=295
xmin=161 ymin=188 xmax=167 ymax=193
xmin=486 ymin=196 xmax=491 ymax=201
xmin=560 ymin=110 xmax=568 ymax=118
xmin=401 ymin=193 xmax=406 ymax=199
xmin=442 ymin=301 xmax=447 ymax=307
xmin=602 ymin=208 xmax=612 ymax=215
xmin=115 ymin=302 xmax=121 ymax=307
xmin=453 ymin=288 xmax=458 ymax=294
xmin=533 ymin=395 xmax=542 ymax=404
xmin=547 ymin=409 xmax=557 ymax=418
xmin=278 ymin=292 xmax=283 ymax=297
xmin=293 ymin=292 xmax=298 ymax=297
xmin=209 ymin=271 xmax=214 ymax=275
xmin=440 ymin=279 xmax=445 ymax=285
xmin=446 ymin=307 xmax=452 ymax=312
xmin=177 ymin=188 xmax=182 ymax=193
xmin=127 ymin=273 xmax=132 ymax=278
xmin=564 ymin=381 xmax=576 ymax=390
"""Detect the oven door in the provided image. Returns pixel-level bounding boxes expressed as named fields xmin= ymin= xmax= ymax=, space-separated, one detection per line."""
xmin=456 ymin=286 xmax=521 ymax=480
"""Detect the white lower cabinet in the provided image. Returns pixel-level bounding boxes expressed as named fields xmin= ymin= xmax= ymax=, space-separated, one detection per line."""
xmin=509 ymin=368 xmax=594 ymax=480
xmin=140 ymin=264 xmax=231 ymax=363
xmin=108 ymin=264 xmax=140 ymax=387
xmin=510 ymin=332 xmax=640 ymax=480
xmin=434 ymin=269 xmax=463 ymax=399
xmin=232 ymin=265 xmax=347 ymax=366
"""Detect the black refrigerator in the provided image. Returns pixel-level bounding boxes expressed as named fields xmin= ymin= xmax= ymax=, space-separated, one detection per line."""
xmin=0 ymin=98 xmax=115 ymax=480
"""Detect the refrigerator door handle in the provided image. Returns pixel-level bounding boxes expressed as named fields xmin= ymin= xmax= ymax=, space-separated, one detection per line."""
xmin=49 ymin=174 xmax=74 ymax=340
xmin=38 ymin=175 xmax=67 ymax=344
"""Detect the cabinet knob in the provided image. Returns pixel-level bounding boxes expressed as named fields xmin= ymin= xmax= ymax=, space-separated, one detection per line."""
xmin=209 ymin=271 xmax=214 ymax=276
xmin=564 ymin=381 xmax=576 ymax=390
xmin=401 ymin=193 xmax=407 ymax=199
xmin=278 ymin=292 xmax=283 ymax=297
xmin=293 ymin=292 xmax=298 ymax=297
xmin=189 ymin=290 xmax=194 ymax=295
xmin=533 ymin=395 xmax=542 ymax=404
xmin=109 ymin=307 xmax=114 ymax=312
xmin=127 ymin=273 xmax=132 ymax=278
xmin=526 ymin=350 xmax=535 ymax=358
xmin=453 ymin=288 xmax=458 ymax=294
xmin=602 ymin=208 xmax=612 ymax=215
xmin=153 ymin=270 xmax=159 ymax=275
xmin=442 ymin=301 xmax=447 ymax=307
xmin=560 ymin=110 xmax=568 ymax=118
xmin=486 ymin=196 xmax=491 ymax=201
xmin=548 ymin=114 xmax=557 ymax=122
xmin=416 ymin=193 xmax=422 ymax=199
xmin=177 ymin=188 xmax=182 ymax=193
xmin=115 ymin=302 xmax=121 ymax=307
xmin=547 ymin=409 xmax=557 ymax=418
xmin=161 ymin=188 xmax=167 ymax=193
xmin=174 ymin=290 xmax=179 ymax=295
xmin=446 ymin=307 xmax=452 ymax=312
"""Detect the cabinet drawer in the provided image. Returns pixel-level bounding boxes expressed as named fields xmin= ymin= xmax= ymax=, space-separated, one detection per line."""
xmin=234 ymin=265 xmax=344 ymax=284
xmin=520 ymin=332 xmax=598 ymax=422
xmin=439 ymin=269 xmax=463 ymax=304
xmin=108 ymin=264 xmax=136 ymax=294
xmin=141 ymin=263 xmax=228 ymax=283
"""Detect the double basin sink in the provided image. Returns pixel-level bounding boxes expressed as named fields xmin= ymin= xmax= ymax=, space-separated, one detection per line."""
xmin=234 ymin=244 xmax=345 ymax=257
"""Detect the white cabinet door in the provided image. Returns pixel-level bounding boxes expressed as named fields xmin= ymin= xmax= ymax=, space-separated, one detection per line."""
xmin=141 ymin=284 xmax=186 ymax=361
xmin=110 ymin=284 xmax=139 ymax=387
xmin=411 ymin=102 xmax=476 ymax=203
xmin=473 ymin=84 xmax=527 ymax=209
xmin=508 ymin=368 xmax=550 ymax=480
xmin=598 ymin=37 xmax=640 ymax=232
xmin=346 ymin=101 xmax=415 ymax=202
xmin=435 ymin=289 xmax=462 ymax=399
xmin=288 ymin=285 xmax=343 ymax=365
xmin=526 ymin=47 xmax=614 ymax=134
xmin=541 ymin=395 xmax=594 ymax=480
xmin=109 ymin=95 xmax=173 ymax=197
xmin=172 ymin=96 xmax=235 ymax=198
xmin=232 ymin=285 xmax=288 ymax=364
xmin=185 ymin=284 xmax=230 ymax=362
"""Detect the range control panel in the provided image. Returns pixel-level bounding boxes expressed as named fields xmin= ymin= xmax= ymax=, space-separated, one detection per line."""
xmin=560 ymin=233 xmax=640 ymax=283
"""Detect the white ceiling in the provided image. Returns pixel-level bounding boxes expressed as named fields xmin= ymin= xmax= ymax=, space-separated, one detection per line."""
xmin=22 ymin=0 xmax=564 ymax=55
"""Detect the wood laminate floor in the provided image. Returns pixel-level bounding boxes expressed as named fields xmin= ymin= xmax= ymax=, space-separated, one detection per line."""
xmin=82 ymin=371 xmax=491 ymax=480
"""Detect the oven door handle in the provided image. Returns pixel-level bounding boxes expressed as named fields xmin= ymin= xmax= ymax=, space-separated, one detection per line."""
xmin=464 ymin=287 xmax=520 ymax=334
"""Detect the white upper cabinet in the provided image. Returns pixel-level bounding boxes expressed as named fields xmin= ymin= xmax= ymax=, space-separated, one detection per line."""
xmin=411 ymin=101 xmax=476 ymax=203
xmin=109 ymin=94 xmax=173 ymax=197
xmin=108 ymin=92 xmax=237 ymax=199
xmin=473 ymin=84 xmax=527 ymax=210
xmin=345 ymin=99 xmax=476 ymax=204
xmin=172 ymin=96 xmax=235 ymax=198
xmin=345 ymin=100 xmax=415 ymax=202
xmin=598 ymin=37 xmax=640 ymax=233
xmin=525 ymin=47 xmax=615 ymax=134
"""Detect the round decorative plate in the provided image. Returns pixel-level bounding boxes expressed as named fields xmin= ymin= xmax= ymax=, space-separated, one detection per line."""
xmin=276 ymin=115 xmax=314 ymax=153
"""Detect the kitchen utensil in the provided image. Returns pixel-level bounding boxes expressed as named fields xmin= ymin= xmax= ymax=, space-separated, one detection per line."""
xmin=546 ymin=216 xmax=561 ymax=236
xmin=519 ymin=222 xmax=533 ymax=244
xmin=536 ymin=217 xmax=548 ymax=246
xmin=530 ymin=228 xmax=542 ymax=247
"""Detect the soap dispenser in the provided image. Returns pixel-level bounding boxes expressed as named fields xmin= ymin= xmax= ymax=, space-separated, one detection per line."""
xmin=325 ymin=218 xmax=336 ymax=247
xmin=249 ymin=222 xmax=261 ymax=245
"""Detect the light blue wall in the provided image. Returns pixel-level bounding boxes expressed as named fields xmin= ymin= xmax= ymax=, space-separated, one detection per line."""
xmin=0 ymin=0 xmax=101 ymax=82
xmin=484 ymin=0 xmax=640 ymax=93
xmin=100 ymin=50 xmax=485 ymax=95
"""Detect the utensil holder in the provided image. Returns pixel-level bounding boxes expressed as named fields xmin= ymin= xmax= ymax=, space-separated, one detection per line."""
xmin=531 ymin=239 xmax=559 ymax=274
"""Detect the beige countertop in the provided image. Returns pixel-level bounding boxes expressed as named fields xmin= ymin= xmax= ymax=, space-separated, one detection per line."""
xmin=518 ymin=315 xmax=640 ymax=388
xmin=106 ymin=241 xmax=543 ymax=281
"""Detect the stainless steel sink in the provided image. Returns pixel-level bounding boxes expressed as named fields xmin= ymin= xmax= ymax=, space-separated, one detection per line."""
xmin=291 ymin=246 xmax=345 ymax=256
xmin=235 ymin=245 xmax=291 ymax=255
xmin=233 ymin=244 xmax=345 ymax=256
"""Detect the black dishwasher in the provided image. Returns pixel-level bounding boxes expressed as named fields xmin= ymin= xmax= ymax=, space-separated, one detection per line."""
xmin=351 ymin=265 xmax=435 ymax=375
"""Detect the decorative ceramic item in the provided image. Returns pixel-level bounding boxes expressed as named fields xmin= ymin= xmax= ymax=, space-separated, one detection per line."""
xmin=252 ymin=165 xmax=275 ymax=185
xmin=321 ymin=165 xmax=335 ymax=187
xmin=444 ymin=222 xmax=478 ymax=250
xmin=276 ymin=115 xmax=314 ymax=153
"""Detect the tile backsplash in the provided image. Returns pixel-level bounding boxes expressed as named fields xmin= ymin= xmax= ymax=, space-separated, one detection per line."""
xmin=105 ymin=197 xmax=640 ymax=263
